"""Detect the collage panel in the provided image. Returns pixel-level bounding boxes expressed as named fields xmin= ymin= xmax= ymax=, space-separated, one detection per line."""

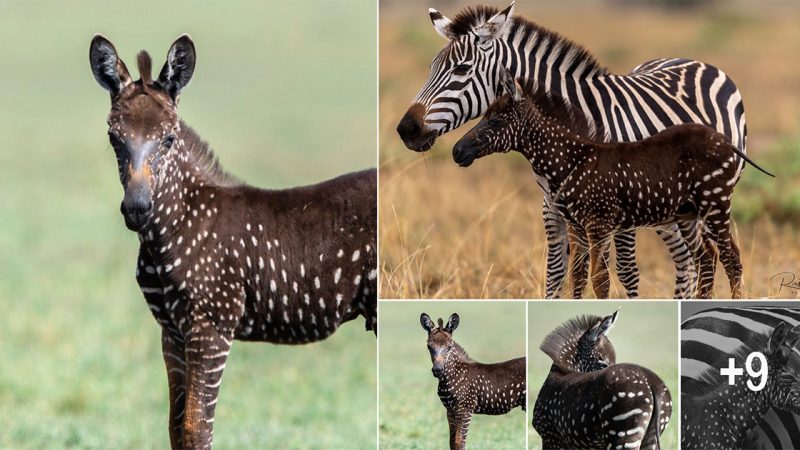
xmin=682 ymin=302 xmax=800 ymax=450
xmin=528 ymin=302 xmax=678 ymax=449
xmin=379 ymin=301 xmax=527 ymax=449
xmin=380 ymin=0 xmax=800 ymax=300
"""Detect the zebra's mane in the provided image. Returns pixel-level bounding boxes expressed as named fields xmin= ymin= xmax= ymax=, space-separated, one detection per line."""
xmin=685 ymin=331 xmax=771 ymax=398
xmin=446 ymin=5 xmax=608 ymax=77
xmin=179 ymin=121 xmax=240 ymax=187
xmin=540 ymin=314 xmax=603 ymax=372
xmin=520 ymin=81 xmax=608 ymax=142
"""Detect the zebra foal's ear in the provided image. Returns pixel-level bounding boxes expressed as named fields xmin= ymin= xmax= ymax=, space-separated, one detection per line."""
xmin=429 ymin=8 xmax=456 ymax=40
xmin=445 ymin=313 xmax=460 ymax=333
xmin=588 ymin=311 xmax=618 ymax=342
xmin=158 ymin=34 xmax=196 ymax=102
xmin=420 ymin=313 xmax=434 ymax=333
xmin=474 ymin=2 xmax=515 ymax=44
xmin=89 ymin=34 xmax=132 ymax=98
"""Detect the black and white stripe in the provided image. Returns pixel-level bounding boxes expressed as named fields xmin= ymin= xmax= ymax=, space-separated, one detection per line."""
xmin=682 ymin=307 xmax=800 ymax=449
xmin=408 ymin=4 xmax=747 ymax=298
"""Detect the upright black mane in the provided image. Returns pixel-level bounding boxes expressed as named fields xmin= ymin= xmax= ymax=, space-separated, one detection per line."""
xmin=540 ymin=315 xmax=602 ymax=371
xmin=178 ymin=121 xmax=240 ymax=187
xmin=446 ymin=5 xmax=608 ymax=77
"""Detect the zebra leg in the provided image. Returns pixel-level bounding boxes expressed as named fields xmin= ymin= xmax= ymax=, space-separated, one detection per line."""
xmin=655 ymin=224 xmax=696 ymax=299
xmin=706 ymin=212 xmax=743 ymax=298
xmin=454 ymin=410 xmax=473 ymax=450
xmin=182 ymin=318 xmax=233 ymax=450
xmin=162 ymin=330 xmax=186 ymax=449
xmin=695 ymin=233 xmax=718 ymax=299
xmin=613 ymin=231 xmax=640 ymax=298
xmin=587 ymin=228 xmax=613 ymax=298
xmin=543 ymin=199 xmax=570 ymax=298
xmin=567 ymin=224 xmax=588 ymax=299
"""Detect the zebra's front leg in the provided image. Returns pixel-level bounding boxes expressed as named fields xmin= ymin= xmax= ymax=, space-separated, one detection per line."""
xmin=587 ymin=227 xmax=613 ymax=299
xmin=451 ymin=409 xmax=473 ymax=450
xmin=162 ymin=330 xmax=187 ymax=449
xmin=543 ymin=199 xmax=569 ymax=299
xmin=567 ymin=224 xmax=589 ymax=299
xmin=182 ymin=318 xmax=233 ymax=450
xmin=613 ymin=231 xmax=640 ymax=298
xmin=657 ymin=223 xmax=697 ymax=299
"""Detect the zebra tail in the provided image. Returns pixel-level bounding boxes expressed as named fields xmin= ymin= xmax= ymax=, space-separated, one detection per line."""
xmin=644 ymin=388 xmax=661 ymax=450
xmin=732 ymin=145 xmax=775 ymax=178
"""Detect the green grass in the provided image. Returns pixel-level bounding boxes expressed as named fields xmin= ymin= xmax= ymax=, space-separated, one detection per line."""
xmin=527 ymin=302 xmax=679 ymax=449
xmin=0 ymin=1 xmax=376 ymax=448
xmin=379 ymin=302 xmax=527 ymax=450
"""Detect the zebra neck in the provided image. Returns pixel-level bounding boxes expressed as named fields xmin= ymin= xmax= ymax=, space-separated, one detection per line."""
xmin=516 ymin=118 xmax=593 ymax=196
xmin=501 ymin=21 xmax=607 ymax=92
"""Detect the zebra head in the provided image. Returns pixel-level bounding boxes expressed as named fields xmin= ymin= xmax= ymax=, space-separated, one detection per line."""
xmin=397 ymin=3 xmax=516 ymax=152
xmin=766 ymin=322 xmax=800 ymax=414
xmin=541 ymin=311 xmax=618 ymax=374
xmin=420 ymin=312 xmax=460 ymax=378
xmin=90 ymin=34 xmax=196 ymax=232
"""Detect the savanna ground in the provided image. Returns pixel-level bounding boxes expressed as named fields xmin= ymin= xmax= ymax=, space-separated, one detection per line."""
xmin=527 ymin=302 xmax=679 ymax=449
xmin=0 ymin=2 xmax=376 ymax=449
xmin=379 ymin=302 xmax=527 ymax=449
xmin=380 ymin=1 xmax=800 ymax=299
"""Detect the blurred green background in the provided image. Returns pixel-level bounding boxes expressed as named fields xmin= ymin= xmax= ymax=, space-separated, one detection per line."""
xmin=0 ymin=1 xmax=376 ymax=449
xmin=379 ymin=302 xmax=526 ymax=449
xmin=528 ymin=302 xmax=678 ymax=449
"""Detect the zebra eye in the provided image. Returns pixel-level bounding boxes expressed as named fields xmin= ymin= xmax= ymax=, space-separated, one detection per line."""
xmin=162 ymin=134 xmax=176 ymax=149
xmin=453 ymin=64 xmax=471 ymax=76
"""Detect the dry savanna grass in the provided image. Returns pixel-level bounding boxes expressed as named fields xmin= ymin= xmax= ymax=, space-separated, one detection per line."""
xmin=379 ymin=1 xmax=800 ymax=299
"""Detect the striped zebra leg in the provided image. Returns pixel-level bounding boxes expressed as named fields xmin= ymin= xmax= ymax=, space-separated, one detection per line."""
xmin=543 ymin=200 xmax=570 ymax=298
xmin=162 ymin=331 xmax=187 ymax=449
xmin=450 ymin=409 xmax=473 ymax=450
xmin=567 ymin=224 xmax=589 ymax=299
xmin=613 ymin=231 xmax=640 ymax=298
xmin=655 ymin=224 xmax=696 ymax=299
xmin=183 ymin=319 xmax=233 ymax=450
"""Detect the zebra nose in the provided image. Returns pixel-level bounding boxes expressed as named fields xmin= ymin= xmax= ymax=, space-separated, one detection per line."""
xmin=432 ymin=367 xmax=443 ymax=377
xmin=397 ymin=112 xmax=422 ymax=141
xmin=453 ymin=140 xmax=476 ymax=167
xmin=121 ymin=186 xmax=153 ymax=231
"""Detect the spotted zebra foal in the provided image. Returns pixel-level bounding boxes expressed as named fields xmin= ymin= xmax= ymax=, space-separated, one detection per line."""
xmin=90 ymin=35 xmax=376 ymax=449
xmin=454 ymin=70 xmax=774 ymax=298
xmin=683 ymin=322 xmax=800 ymax=449
xmin=420 ymin=313 xmax=525 ymax=450
xmin=533 ymin=312 xmax=672 ymax=450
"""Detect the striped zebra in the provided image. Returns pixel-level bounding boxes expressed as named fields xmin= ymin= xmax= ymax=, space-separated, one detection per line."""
xmin=396 ymin=3 xmax=748 ymax=299
xmin=682 ymin=306 xmax=800 ymax=449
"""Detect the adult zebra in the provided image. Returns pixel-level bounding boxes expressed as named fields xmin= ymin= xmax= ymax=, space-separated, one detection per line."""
xmin=682 ymin=306 xmax=800 ymax=449
xmin=396 ymin=3 xmax=748 ymax=299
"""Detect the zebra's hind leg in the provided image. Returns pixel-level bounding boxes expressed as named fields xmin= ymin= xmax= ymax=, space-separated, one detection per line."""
xmin=613 ymin=230 xmax=640 ymax=298
xmin=705 ymin=210 xmax=742 ymax=298
xmin=656 ymin=223 xmax=696 ymax=299
xmin=694 ymin=232 xmax=718 ymax=299
xmin=543 ymin=199 xmax=570 ymax=298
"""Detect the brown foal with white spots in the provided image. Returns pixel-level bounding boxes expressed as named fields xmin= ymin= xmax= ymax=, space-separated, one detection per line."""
xmin=89 ymin=35 xmax=376 ymax=449
xmin=533 ymin=312 xmax=672 ymax=450
xmin=454 ymin=69 xmax=774 ymax=299
xmin=420 ymin=313 xmax=526 ymax=450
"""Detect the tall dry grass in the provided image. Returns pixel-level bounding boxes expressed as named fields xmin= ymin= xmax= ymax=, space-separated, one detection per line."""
xmin=379 ymin=2 xmax=800 ymax=299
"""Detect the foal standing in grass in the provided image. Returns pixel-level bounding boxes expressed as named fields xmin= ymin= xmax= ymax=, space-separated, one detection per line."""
xmin=533 ymin=312 xmax=672 ymax=450
xmin=454 ymin=70 xmax=773 ymax=298
xmin=420 ymin=313 xmax=526 ymax=450
xmin=90 ymin=35 xmax=376 ymax=449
